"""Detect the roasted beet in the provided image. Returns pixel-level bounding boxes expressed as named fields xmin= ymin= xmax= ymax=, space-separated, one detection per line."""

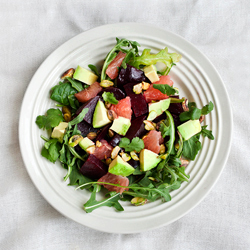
xmin=153 ymin=112 xmax=166 ymax=123
xmin=95 ymin=124 xmax=111 ymax=142
xmin=117 ymin=64 xmax=147 ymax=86
xmin=98 ymin=87 xmax=125 ymax=100
xmin=126 ymin=115 xmax=147 ymax=140
xmin=127 ymin=159 xmax=139 ymax=169
xmin=123 ymin=82 xmax=137 ymax=96
xmin=109 ymin=134 xmax=123 ymax=147
xmin=168 ymin=103 xmax=184 ymax=115
xmin=77 ymin=120 xmax=99 ymax=136
xmin=129 ymin=94 xmax=148 ymax=117
xmin=80 ymin=154 xmax=108 ymax=179
xmin=75 ymin=96 xmax=100 ymax=124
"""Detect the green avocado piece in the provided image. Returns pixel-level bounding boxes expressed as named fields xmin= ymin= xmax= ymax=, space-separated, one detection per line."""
xmin=177 ymin=119 xmax=201 ymax=141
xmin=73 ymin=65 xmax=98 ymax=85
xmin=51 ymin=122 xmax=68 ymax=143
xmin=79 ymin=137 xmax=95 ymax=151
xmin=143 ymin=65 xmax=159 ymax=83
xmin=110 ymin=116 xmax=131 ymax=136
xmin=148 ymin=99 xmax=170 ymax=118
xmin=139 ymin=149 xmax=161 ymax=171
xmin=108 ymin=155 xmax=135 ymax=177
xmin=92 ymin=100 xmax=112 ymax=128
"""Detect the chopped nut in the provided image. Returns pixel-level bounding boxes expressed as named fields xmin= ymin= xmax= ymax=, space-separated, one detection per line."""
xmin=106 ymin=158 xmax=112 ymax=165
xmin=96 ymin=140 xmax=102 ymax=147
xmin=63 ymin=113 xmax=71 ymax=122
xmin=131 ymin=197 xmax=147 ymax=206
xmin=111 ymin=146 xmax=121 ymax=159
xmin=105 ymin=102 xmax=112 ymax=109
xmin=180 ymin=158 xmax=189 ymax=167
xmin=143 ymin=120 xmax=156 ymax=131
xmin=86 ymin=145 xmax=96 ymax=154
xmin=107 ymin=110 xmax=117 ymax=121
xmin=68 ymin=135 xmax=83 ymax=147
xmin=175 ymin=143 xmax=180 ymax=150
xmin=199 ymin=115 xmax=205 ymax=123
xmin=133 ymin=83 xmax=143 ymax=94
xmin=108 ymin=129 xmax=114 ymax=138
xmin=130 ymin=151 xmax=139 ymax=161
xmin=148 ymin=177 xmax=156 ymax=181
xmin=120 ymin=152 xmax=131 ymax=162
xmin=160 ymin=154 xmax=168 ymax=159
xmin=61 ymin=68 xmax=75 ymax=79
xmin=159 ymin=144 xmax=166 ymax=154
xmin=87 ymin=132 xmax=97 ymax=140
xmin=182 ymin=99 xmax=189 ymax=112
xmin=62 ymin=106 xmax=71 ymax=114
xmin=142 ymin=81 xmax=150 ymax=90
xmin=100 ymin=80 xmax=114 ymax=88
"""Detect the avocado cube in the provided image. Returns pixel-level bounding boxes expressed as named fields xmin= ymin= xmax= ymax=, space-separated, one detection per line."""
xmin=51 ymin=122 xmax=68 ymax=143
xmin=139 ymin=149 xmax=161 ymax=171
xmin=143 ymin=65 xmax=159 ymax=83
xmin=73 ymin=65 xmax=98 ymax=85
xmin=108 ymin=155 xmax=135 ymax=177
xmin=148 ymin=99 xmax=170 ymax=118
xmin=92 ymin=100 xmax=112 ymax=128
xmin=79 ymin=137 xmax=95 ymax=151
xmin=177 ymin=119 xmax=201 ymax=141
xmin=110 ymin=116 xmax=131 ymax=136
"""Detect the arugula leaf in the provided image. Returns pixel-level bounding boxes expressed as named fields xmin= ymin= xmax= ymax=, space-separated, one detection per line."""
xmin=66 ymin=77 xmax=84 ymax=92
xmin=88 ymin=64 xmax=100 ymax=77
xmin=119 ymin=137 xmax=144 ymax=152
xmin=182 ymin=134 xmax=202 ymax=160
xmin=153 ymin=84 xmax=177 ymax=96
xmin=179 ymin=101 xmax=214 ymax=122
xmin=36 ymin=108 xmax=64 ymax=130
xmin=102 ymin=92 xmax=118 ymax=104
xmin=130 ymin=47 xmax=181 ymax=69
xmin=83 ymin=185 xmax=124 ymax=213
xmin=50 ymin=82 xmax=77 ymax=106
xmin=200 ymin=125 xmax=214 ymax=140
xmin=68 ymin=108 xmax=89 ymax=127
xmin=41 ymin=138 xmax=61 ymax=163
xmin=101 ymin=38 xmax=140 ymax=81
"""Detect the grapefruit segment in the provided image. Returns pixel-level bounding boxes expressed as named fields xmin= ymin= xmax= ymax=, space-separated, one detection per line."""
xmin=109 ymin=96 xmax=132 ymax=120
xmin=143 ymin=130 xmax=164 ymax=154
xmin=75 ymin=82 xmax=102 ymax=103
xmin=92 ymin=139 xmax=113 ymax=160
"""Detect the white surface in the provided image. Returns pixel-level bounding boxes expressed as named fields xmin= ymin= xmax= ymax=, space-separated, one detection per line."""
xmin=1 ymin=0 xmax=249 ymax=249
xmin=19 ymin=23 xmax=232 ymax=234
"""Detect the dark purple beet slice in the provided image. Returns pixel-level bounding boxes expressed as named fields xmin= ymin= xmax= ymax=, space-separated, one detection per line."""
xmin=128 ymin=159 xmax=139 ymax=169
xmin=77 ymin=120 xmax=99 ymax=136
xmin=95 ymin=124 xmax=110 ymax=142
xmin=126 ymin=115 xmax=147 ymax=140
xmin=75 ymin=96 xmax=100 ymax=124
xmin=171 ymin=113 xmax=181 ymax=127
xmin=123 ymin=82 xmax=137 ymax=96
xmin=80 ymin=154 xmax=108 ymax=179
xmin=109 ymin=134 xmax=122 ymax=147
xmin=153 ymin=112 xmax=166 ymax=123
xmin=129 ymin=94 xmax=148 ymax=117
xmin=117 ymin=64 xmax=147 ymax=87
xmin=98 ymin=87 xmax=125 ymax=100
xmin=168 ymin=103 xmax=184 ymax=115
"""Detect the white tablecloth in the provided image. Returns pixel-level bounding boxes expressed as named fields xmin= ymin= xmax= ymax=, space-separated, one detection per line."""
xmin=1 ymin=1 xmax=249 ymax=249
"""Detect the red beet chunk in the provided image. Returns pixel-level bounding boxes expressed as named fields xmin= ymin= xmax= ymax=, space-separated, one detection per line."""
xmin=109 ymin=134 xmax=123 ymax=147
xmin=127 ymin=159 xmax=139 ymax=169
xmin=77 ymin=120 xmax=99 ymax=136
xmin=126 ymin=115 xmax=147 ymax=140
xmin=75 ymin=96 xmax=100 ymax=124
xmin=95 ymin=124 xmax=111 ymax=142
xmin=117 ymin=64 xmax=147 ymax=87
xmin=129 ymin=94 xmax=148 ymax=117
xmin=80 ymin=154 xmax=108 ymax=179
xmin=98 ymin=87 xmax=125 ymax=100
xmin=123 ymin=82 xmax=137 ymax=96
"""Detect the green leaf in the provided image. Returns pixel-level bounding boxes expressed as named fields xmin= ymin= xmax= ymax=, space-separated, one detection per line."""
xmin=66 ymin=77 xmax=84 ymax=92
xmin=83 ymin=185 xmax=124 ymax=213
xmin=36 ymin=108 xmax=64 ymax=130
xmin=50 ymin=82 xmax=77 ymax=106
xmin=182 ymin=134 xmax=202 ymax=160
xmin=102 ymin=92 xmax=118 ymax=104
xmin=88 ymin=64 xmax=100 ymax=77
xmin=68 ymin=108 xmax=89 ymax=127
xmin=201 ymin=101 xmax=214 ymax=115
xmin=201 ymin=125 xmax=214 ymax=140
xmin=153 ymin=84 xmax=177 ymax=96
xmin=130 ymin=47 xmax=181 ymax=69
xmin=41 ymin=138 xmax=61 ymax=163
xmin=119 ymin=137 xmax=144 ymax=152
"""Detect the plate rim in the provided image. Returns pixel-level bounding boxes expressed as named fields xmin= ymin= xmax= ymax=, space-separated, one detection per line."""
xmin=19 ymin=22 xmax=233 ymax=233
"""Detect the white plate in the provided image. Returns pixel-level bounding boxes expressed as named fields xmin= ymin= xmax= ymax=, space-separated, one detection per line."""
xmin=19 ymin=23 xmax=232 ymax=233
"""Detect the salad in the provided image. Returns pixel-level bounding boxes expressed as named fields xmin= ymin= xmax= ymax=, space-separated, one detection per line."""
xmin=36 ymin=38 xmax=214 ymax=212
